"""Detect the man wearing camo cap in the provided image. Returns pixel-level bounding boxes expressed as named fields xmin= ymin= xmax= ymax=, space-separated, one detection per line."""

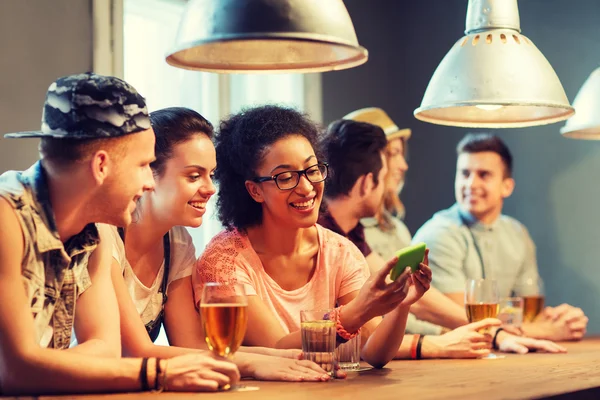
xmin=0 ymin=73 xmax=239 ymax=394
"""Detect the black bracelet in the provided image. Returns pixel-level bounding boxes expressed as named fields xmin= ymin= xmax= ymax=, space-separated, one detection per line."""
xmin=416 ymin=335 xmax=425 ymax=360
xmin=154 ymin=358 xmax=163 ymax=391
xmin=140 ymin=357 xmax=150 ymax=391
xmin=492 ymin=328 xmax=505 ymax=350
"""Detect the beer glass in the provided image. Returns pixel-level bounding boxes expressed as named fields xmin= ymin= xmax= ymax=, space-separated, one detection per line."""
xmin=514 ymin=277 xmax=545 ymax=322
xmin=465 ymin=278 xmax=500 ymax=359
xmin=200 ymin=282 xmax=248 ymax=389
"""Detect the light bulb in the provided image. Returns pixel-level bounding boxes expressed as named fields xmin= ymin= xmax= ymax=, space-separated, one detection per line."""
xmin=475 ymin=104 xmax=504 ymax=111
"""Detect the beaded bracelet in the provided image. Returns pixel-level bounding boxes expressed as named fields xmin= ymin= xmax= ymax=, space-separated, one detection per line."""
xmin=334 ymin=305 xmax=361 ymax=341
xmin=324 ymin=306 xmax=361 ymax=344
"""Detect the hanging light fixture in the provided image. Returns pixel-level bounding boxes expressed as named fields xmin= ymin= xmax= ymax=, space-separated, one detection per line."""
xmin=166 ymin=0 xmax=368 ymax=73
xmin=414 ymin=0 xmax=574 ymax=128
xmin=561 ymin=68 xmax=600 ymax=139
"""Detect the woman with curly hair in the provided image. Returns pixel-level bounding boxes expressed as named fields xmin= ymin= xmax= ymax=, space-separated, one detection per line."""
xmin=193 ymin=105 xmax=433 ymax=368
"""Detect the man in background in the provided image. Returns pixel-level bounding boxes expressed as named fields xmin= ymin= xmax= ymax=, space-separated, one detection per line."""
xmin=413 ymin=133 xmax=588 ymax=341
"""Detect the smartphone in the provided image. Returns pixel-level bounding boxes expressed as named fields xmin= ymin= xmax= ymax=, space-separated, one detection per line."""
xmin=389 ymin=242 xmax=427 ymax=281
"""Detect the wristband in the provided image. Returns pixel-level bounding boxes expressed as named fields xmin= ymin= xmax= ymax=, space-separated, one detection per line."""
xmin=410 ymin=334 xmax=421 ymax=360
xmin=140 ymin=357 xmax=150 ymax=391
xmin=152 ymin=358 xmax=164 ymax=392
xmin=492 ymin=327 xmax=505 ymax=350
xmin=416 ymin=335 xmax=425 ymax=360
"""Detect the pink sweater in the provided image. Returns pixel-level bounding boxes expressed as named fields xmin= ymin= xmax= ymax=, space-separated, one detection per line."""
xmin=193 ymin=224 xmax=369 ymax=333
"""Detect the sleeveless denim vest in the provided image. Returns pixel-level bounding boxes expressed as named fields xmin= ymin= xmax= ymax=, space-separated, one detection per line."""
xmin=0 ymin=162 xmax=99 ymax=348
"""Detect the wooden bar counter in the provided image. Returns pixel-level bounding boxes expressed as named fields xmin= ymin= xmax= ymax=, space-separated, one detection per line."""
xmin=5 ymin=338 xmax=600 ymax=400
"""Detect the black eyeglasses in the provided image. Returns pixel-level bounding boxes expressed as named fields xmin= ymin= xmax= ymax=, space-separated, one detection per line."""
xmin=252 ymin=163 xmax=328 ymax=190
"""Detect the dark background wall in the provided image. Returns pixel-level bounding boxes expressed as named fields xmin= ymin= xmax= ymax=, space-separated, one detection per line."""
xmin=2 ymin=0 xmax=599 ymax=334
xmin=0 ymin=0 xmax=93 ymax=173
xmin=323 ymin=0 xmax=600 ymax=333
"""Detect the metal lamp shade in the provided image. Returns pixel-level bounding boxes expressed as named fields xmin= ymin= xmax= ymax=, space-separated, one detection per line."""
xmin=561 ymin=68 xmax=600 ymax=139
xmin=414 ymin=0 xmax=574 ymax=128
xmin=166 ymin=0 xmax=368 ymax=73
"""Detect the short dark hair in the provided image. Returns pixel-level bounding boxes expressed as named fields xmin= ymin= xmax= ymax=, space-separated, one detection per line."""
xmin=214 ymin=105 xmax=321 ymax=230
xmin=149 ymin=107 xmax=213 ymax=177
xmin=39 ymin=135 xmax=132 ymax=170
xmin=456 ymin=133 xmax=513 ymax=177
xmin=321 ymin=119 xmax=388 ymax=198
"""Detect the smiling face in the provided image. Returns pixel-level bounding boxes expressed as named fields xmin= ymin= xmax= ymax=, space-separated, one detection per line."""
xmin=150 ymin=133 xmax=216 ymax=227
xmin=245 ymin=135 xmax=324 ymax=229
xmin=455 ymin=151 xmax=514 ymax=223
xmin=101 ymin=128 xmax=156 ymax=226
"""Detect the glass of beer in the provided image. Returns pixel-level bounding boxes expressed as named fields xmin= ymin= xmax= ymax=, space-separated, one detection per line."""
xmin=465 ymin=279 xmax=500 ymax=359
xmin=515 ymin=277 xmax=545 ymax=322
xmin=300 ymin=309 xmax=336 ymax=377
xmin=200 ymin=282 xmax=248 ymax=363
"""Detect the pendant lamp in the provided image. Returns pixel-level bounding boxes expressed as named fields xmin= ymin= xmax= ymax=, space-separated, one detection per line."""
xmin=561 ymin=68 xmax=600 ymax=139
xmin=414 ymin=0 xmax=574 ymax=128
xmin=166 ymin=0 xmax=368 ymax=73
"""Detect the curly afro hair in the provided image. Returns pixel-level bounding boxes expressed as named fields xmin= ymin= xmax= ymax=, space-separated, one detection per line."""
xmin=214 ymin=105 xmax=322 ymax=231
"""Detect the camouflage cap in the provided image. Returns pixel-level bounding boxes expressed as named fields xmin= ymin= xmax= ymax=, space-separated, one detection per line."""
xmin=5 ymin=72 xmax=150 ymax=139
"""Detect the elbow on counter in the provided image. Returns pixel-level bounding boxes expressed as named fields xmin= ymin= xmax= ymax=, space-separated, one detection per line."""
xmin=361 ymin=351 xmax=393 ymax=370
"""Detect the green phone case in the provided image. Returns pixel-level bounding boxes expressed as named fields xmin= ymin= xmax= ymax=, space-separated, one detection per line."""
xmin=390 ymin=242 xmax=427 ymax=281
